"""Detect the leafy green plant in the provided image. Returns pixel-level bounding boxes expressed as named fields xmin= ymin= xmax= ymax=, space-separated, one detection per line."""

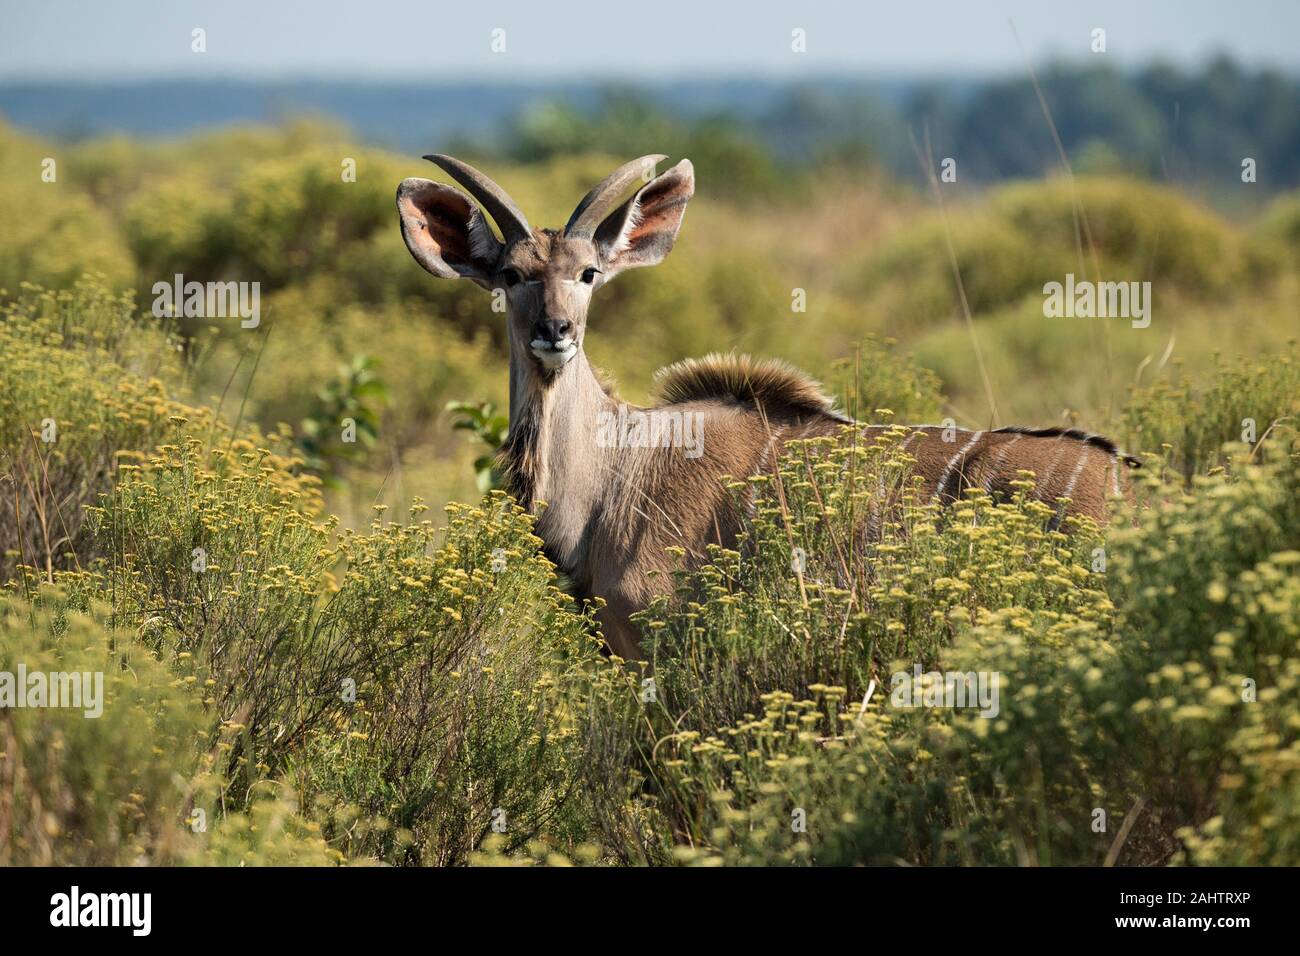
xmin=446 ymin=400 xmax=509 ymax=493
xmin=299 ymin=354 xmax=389 ymax=485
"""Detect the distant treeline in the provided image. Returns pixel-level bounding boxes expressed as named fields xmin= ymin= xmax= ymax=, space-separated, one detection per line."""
xmin=3 ymin=56 xmax=1297 ymax=196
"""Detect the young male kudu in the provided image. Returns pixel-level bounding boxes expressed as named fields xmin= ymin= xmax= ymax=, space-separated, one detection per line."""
xmin=397 ymin=154 xmax=1139 ymax=659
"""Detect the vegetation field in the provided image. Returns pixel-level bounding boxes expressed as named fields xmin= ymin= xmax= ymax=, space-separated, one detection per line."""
xmin=2 ymin=116 xmax=1299 ymax=865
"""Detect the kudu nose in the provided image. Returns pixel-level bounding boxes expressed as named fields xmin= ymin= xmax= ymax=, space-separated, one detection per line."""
xmin=532 ymin=317 xmax=573 ymax=344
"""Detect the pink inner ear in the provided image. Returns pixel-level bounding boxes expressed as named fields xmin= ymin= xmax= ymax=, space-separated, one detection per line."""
xmin=425 ymin=212 xmax=474 ymax=267
xmin=621 ymin=177 xmax=692 ymax=257
xmin=401 ymin=185 xmax=478 ymax=271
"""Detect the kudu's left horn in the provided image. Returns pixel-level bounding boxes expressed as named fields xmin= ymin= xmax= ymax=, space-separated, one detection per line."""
xmin=423 ymin=153 xmax=533 ymax=244
xmin=564 ymin=154 xmax=667 ymax=240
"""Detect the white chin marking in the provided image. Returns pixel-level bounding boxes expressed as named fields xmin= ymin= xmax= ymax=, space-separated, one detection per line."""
xmin=530 ymin=339 xmax=578 ymax=370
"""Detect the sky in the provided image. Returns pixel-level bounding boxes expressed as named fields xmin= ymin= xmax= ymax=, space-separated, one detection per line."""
xmin=0 ymin=0 xmax=1297 ymax=81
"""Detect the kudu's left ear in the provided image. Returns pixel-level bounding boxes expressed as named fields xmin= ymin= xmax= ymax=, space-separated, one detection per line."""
xmin=396 ymin=177 xmax=502 ymax=287
xmin=594 ymin=160 xmax=695 ymax=276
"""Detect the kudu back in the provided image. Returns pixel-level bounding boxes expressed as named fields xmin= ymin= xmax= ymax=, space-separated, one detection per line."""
xmin=397 ymin=154 xmax=1140 ymax=659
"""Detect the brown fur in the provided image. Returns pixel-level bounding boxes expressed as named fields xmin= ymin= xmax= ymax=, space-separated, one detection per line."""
xmin=496 ymin=351 xmax=1138 ymax=658
xmin=653 ymin=353 xmax=855 ymax=426
xmin=397 ymin=155 xmax=1140 ymax=659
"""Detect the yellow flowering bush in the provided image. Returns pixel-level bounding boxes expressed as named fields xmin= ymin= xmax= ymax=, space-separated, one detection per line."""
xmin=0 ymin=278 xmax=184 ymax=578
xmin=641 ymin=442 xmax=1300 ymax=866
xmin=0 ymin=593 xmax=203 ymax=864
xmin=2 ymin=231 xmax=1298 ymax=865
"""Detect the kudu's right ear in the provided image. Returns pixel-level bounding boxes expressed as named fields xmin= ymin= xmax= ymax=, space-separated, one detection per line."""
xmin=396 ymin=178 xmax=501 ymax=286
xmin=593 ymin=159 xmax=695 ymax=276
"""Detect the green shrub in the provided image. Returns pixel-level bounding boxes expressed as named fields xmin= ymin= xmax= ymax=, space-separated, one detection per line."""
xmin=122 ymin=145 xmax=403 ymax=293
xmin=821 ymin=337 xmax=945 ymax=422
xmin=3 ymin=133 xmax=1299 ymax=868
xmin=1255 ymin=188 xmax=1300 ymax=267
xmin=992 ymin=177 xmax=1250 ymax=297
xmin=1104 ymin=448 xmax=1300 ymax=837
xmin=640 ymin=424 xmax=1108 ymax=733
xmin=78 ymin=416 xmax=608 ymax=862
xmin=0 ymin=124 xmax=135 ymax=294
xmin=77 ymin=429 xmax=328 ymax=779
xmin=0 ymin=278 xmax=183 ymax=579
xmin=181 ymin=784 xmax=341 ymax=867
xmin=850 ymin=215 xmax=1055 ymax=326
xmin=1121 ymin=346 xmax=1300 ymax=479
xmin=0 ymin=586 xmax=353 ymax=866
xmin=291 ymin=496 xmax=605 ymax=865
xmin=298 ymin=354 xmax=389 ymax=485
xmin=0 ymin=592 xmax=203 ymax=865
xmin=845 ymin=176 xmax=1255 ymax=332
xmin=631 ymin=443 xmax=1300 ymax=866
xmin=122 ymin=172 xmax=237 ymax=283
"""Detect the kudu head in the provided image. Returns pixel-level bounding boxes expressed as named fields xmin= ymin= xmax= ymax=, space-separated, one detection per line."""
xmin=397 ymin=154 xmax=694 ymax=375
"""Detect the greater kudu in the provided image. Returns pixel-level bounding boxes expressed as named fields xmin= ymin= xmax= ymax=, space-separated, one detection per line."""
xmin=397 ymin=154 xmax=1139 ymax=658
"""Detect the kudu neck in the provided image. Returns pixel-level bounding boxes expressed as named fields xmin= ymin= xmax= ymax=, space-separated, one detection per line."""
xmin=504 ymin=340 xmax=614 ymax=516
xmin=506 ymin=344 xmax=612 ymax=426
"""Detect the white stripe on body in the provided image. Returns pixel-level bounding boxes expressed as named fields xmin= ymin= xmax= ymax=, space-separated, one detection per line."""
xmin=1061 ymin=446 xmax=1092 ymax=502
xmin=934 ymin=430 xmax=984 ymax=502
xmin=1037 ymin=436 xmax=1072 ymax=503
xmin=982 ymin=433 xmax=1023 ymax=493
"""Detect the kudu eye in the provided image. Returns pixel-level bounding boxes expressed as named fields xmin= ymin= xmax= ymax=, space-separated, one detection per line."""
xmin=580 ymin=267 xmax=601 ymax=285
xmin=500 ymin=267 xmax=522 ymax=287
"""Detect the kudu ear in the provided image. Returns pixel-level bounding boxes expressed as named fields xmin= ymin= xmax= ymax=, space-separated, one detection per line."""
xmin=593 ymin=159 xmax=694 ymax=276
xmin=396 ymin=177 xmax=501 ymax=286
